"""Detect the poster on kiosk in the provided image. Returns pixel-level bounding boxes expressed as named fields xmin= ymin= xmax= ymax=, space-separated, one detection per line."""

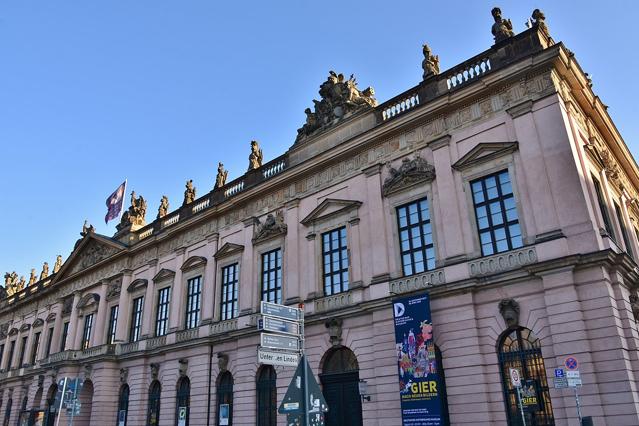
xmin=393 ymin=294 xmax=443 ymax=426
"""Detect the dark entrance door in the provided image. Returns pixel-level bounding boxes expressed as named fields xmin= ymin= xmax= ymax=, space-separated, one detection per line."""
xmin=320 ymin=348 xmax=362 ymax=426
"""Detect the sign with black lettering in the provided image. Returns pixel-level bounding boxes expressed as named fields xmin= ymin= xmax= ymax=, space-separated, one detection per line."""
xmin=520 ymin=380 xmax=540 ymax=412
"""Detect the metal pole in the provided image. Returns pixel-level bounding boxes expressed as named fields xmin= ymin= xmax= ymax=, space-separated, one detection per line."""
xmin=575 ymin=387 xmax=582 ymax=424
xmin=516 ymin=387 xmax=527 ymax=426
xmin=54 ymin=378 xmax=67 ymax=426
xmin=300 ymin=307 xmax=309 ymax=426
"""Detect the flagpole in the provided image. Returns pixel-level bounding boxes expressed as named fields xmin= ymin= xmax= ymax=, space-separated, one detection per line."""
xmin=120 ymin=179 xmax=128 ymax=221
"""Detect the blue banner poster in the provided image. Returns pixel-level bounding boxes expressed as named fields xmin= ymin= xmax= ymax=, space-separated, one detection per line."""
xmin=393 ymin=294 xmax=442 ymax=426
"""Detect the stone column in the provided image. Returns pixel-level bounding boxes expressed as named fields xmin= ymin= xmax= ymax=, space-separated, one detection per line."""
xmin=141 ymin=261 xmax=158 ymax=338
xmin=169 ymin=248 xmax=187 ymax=332
xmin=363 ymin=164 xmax=390 ymax=283
xmin=284 ymin=201 xmax=300 ymax=302
xmin=115 ymin=270 xmax=133 ymax=342
xmin=65 ymin=292 xmax=81 ymax=350
xmin=91 ymin=281 xmax=109 ymax=346
xmin=239 ymin=218 xmax=257 ymax=313
xmin=49 ymin=304 xmax=63 ymax=355
xmin=201 ymin=234 xmax=219 ymax=324
xmin=347 ymin=217 xmax=363 ymax=287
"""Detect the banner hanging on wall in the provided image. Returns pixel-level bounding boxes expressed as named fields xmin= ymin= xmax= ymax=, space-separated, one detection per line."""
xmin=392 ymin=294 xmax=443 ymax=426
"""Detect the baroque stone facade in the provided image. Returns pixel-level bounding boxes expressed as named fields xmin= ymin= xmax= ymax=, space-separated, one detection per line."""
xmin=2 ymin=9 xmax=639 ymax=426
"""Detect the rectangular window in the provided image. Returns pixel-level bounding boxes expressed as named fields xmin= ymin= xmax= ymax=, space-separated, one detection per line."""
xmin=155 ymin=287 xmax=171 ymax=336
xmin=81 ymin=314 xmax=94 ymax=350
xmin=107 ymin=306 xmax=119 ymax=344
xmin=261 ymin=249 xmax=282 ymax=304
xmin=0 ymin=345 xmax=4 ymax=370
xmin=7 ymin=340 xmax=16 ymax=369
xmin=614 ymin=202 xmax=634 ymax=259
xmin=18 ymin=336 xmax=28 ymax=367
xmin=44 ymin=327 xmax=54 ymax=358
xmin=30 ymin=332 xmax=41 ymax=365
xmin=592 ymin=175 xmax=616 ymax=240
xmin=221 ymin=264 xmax=239 ymax=321
xmin=322 ymin=227 xmax=350 ymax=295
xmin=397 ymin=198 xmax=435 ymax=276
xmin=60 ymin=322 xmax=69 ymax=352
xmin=185 ymin=277 xmax=202 ymax=330
xmin=471 ymin=171 xmax=523 ymax=256
xmin=129 ymin=296 xmax=144 ymax=343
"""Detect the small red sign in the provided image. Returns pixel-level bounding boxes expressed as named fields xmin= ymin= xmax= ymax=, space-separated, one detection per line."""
xmin=565 ymin=356 xmax=579 ymax=371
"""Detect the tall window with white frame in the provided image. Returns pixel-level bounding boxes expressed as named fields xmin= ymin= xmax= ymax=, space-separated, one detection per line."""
xmin=471 ymin=170 xmax=523 ymax=256
xmin=156 ymin=287 xmax=170 ymax=336
xmin=44 ymin=327 xmax=54 ymax=358
xmin=129 ymin=296 xmax=144 ymax=343
xmin=81 ymin=313 xmax=94 ymax=350
xmin=107 ymin=306 xmax=119 ymax=344
xmin=397 ymin=198 xmax=435 ymax=276
xmin=322 ymin=228 xmax=349 ymax=295
xmin=614 ymin=202 xmax=635 ymax=259
xmin=592 ymin=175 xmax=616 ymax=240
xmin=221 ymin=264 xmax=239 ymax=321
xmin=18 ymin=336 xmax=28 ymax=367
xmin=6 ymin=340 xmax=16 ymax=369
xmin=185 ymin=277 xmax=202 ymax=330
xmin=261 ymin=249 xmax=282 ymax=304
xmin=30 ymin=331 xmax=41 ymax=365
xmin=59 ymin=321 xmax=69 ymax=352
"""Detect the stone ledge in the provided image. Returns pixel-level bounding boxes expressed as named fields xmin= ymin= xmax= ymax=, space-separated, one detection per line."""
xmin=389 ymin=269 xmax=445 ymax=295
xmin=468 ymin=246 xmax=537 ymax=277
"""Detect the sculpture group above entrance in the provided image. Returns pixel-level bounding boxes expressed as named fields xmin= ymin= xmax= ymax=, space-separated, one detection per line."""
xmin=296 ymin=71 xmax=377 ymax=142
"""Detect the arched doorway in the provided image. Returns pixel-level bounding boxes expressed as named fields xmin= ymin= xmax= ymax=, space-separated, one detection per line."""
xmin=117 ymin=384 xmax=130 ymax=426
xmin=147 ymin=380 xmax=161 ymax=426
xmin=175 ymin=377 xmax=190 ymax=426
xmin=256 ymin=365 xmax=276 ymax=426
xmin=216 ymin=372 xmax=233 ymax=426
xmin=320 ymin=347 xmax=362 ymax=426
xmin=74 ymin=380 xmax=93 ymax=426
xmin=3 ymin=396 xmax=12 ymax=426
xmin=44 ymin=384 xmax=58 ymax=426
xmin=498 ymin=327 xmax=554 ymax=426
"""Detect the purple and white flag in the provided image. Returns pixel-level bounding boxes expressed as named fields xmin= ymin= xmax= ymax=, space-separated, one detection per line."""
xmin=105 ymin=180 xmax=127 ymax=224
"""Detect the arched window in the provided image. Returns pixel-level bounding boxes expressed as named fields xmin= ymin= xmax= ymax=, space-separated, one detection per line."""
xmin=216 ymin=372 xmax=233 ymax=426
xmin=256 ymin=366 xmax=276 ymax=426
xmin=3 ymin=397 xmax=12 ymax=426
xmin=498 ymin=327 xmax=554 ymax=426
xmin=434 ymin=346 xmax=450 ymax=426
xmin=118 ymin=384 xmax=130 ymax=426
xmin=44 ymin=384 xmax=58 ymax=426
xmin=147 ymin=381 xmax=161 ymax=426
xmin=320 ymin=347 xmax=362 ymax=426
xmin=175 ymin=377 xmax=190 ymax=426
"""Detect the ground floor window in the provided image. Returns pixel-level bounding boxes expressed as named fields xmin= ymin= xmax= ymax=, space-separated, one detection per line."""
xmin=118 ymin=384 xmax=129 ymax=426
xmin=320 ymin=347 xmax=362 ymax=426
xmin=176 ymin=377 xmax=190 ymax=426
xmin=147 ymin=381 xmax=161 ymax=426
xmin=498 ymin=327 xmax=554 ymax=426
xmin=217 ymin=372 xmax=233 ymax=426
xmin=256 ymin=366 xmax=276 ymax=426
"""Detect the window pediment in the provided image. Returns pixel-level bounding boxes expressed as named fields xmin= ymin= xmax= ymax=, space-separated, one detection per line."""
xmin=32 ymin=318 xmax=44 ymax=328
xmin=46 ymin=313 xmax=56 ymax=323
xmin=128 ymin=278 xmax=149 ymax=293
xmin=214 ymin=243 xmax=244 ymax=260
xmin=77 ymin=293 xmax=100 ymax=310
xmin=8 ymin=327 xmax=18 ymax=336
xmin=152 ymin=269 xmax=175 ymax=283
xmin=253 ymin=211 xmax=287 ymax=244
xmin=452 ymin=142 xmax=518 ymax=172
xmin=19 ymin=323 xmax=30 ymax=333
xmin=382 ymin=154 xmax=436 ymax=196
xmin=301 ymin=199 xmax=362 ymax=227
xmin=181 ymin=256 xmax=207 ymax=271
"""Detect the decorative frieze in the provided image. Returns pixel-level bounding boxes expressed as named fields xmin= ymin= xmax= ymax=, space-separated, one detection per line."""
xmin=468 ymin=247 xmax=537 ymax=277
xmin=382 ymin=154 xmax=436 ymax=196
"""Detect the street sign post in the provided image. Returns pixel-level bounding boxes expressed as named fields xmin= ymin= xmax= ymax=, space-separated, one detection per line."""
xmin=261 ymin=333 xmax=300 ymax=351
xmin=279 ymin=355 xmax=328 ymax=425
xmin=563 ymin=356 xmax=582 ymax=425
xmin=509 ymin=369 xmax=526 ymax=426
xmin=258 ymin=316 xmax=300 ymax=335
xmin=258 ymin=347 xmax=300 ymax=367
xmin=261 ymin=301 xmax=301 ymax=322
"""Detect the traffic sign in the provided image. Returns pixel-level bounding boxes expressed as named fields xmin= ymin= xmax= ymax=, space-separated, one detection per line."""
xmin=258 ymin=347 xmax=300 ymax=367
xmin=261 ymin=301 xmax=301 ymax=322
xmin=261 ymin=333 xmax=300 ymax=351
xmin=565 ymin=356 xmax=579 ymax=371
xmin=566 ymin=370 xmax=580 ymax=379
xmin=553 ymin=377 xmax=568 ymax=389
xmin=279 ymin=356 xmax=328 ymax=420
xmin=568 ymin=377 xmax=582 ymax=388
xmin=554 ymin=368 xmax=565 ymax=378
xmin=509 ymin=368 xmax=522 ymax=387
xmin=259 ymin=315 xmax=300 ymax=336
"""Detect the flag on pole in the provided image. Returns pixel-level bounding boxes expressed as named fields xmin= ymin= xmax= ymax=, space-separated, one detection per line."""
xmin=105 ymin=180 xmax=127 ymax=224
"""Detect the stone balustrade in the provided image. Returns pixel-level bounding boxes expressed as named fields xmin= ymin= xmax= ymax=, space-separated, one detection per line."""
xmin=389 ymin=268 xmax=446 ymax=295
xmin=139 ymin=228 xmax=153 ymax=240
xmin=381 ymin=93 xmax=420 ymax=121
xmin=211 ymin=319 xmax=238 ymax=335
xmin=176 ymin=328 xmax=199 ymax=343
xmin=224 ymin=181 xmax=245 ymax=198
xmin=262 ymin=158 xmax=286 ymax=179
xmin=119 ymin=341 xmax=140 ymax=355
xmin=468 ymin=246 xmax=538 ymax=277
xmin=446 ymin=58 xmax=491 ymax=90
xmin=315 ymin=288 xmax=362 ymax=313
xmin=163 ymin=214 xmax=180 ymax=228
xmin=191 ymin=199 xmax=210 ymax=214
xmin=147 ymin=335 xmax=166 ymax=350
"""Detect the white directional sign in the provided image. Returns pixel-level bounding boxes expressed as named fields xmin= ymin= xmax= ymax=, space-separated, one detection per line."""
xmin=261 ymin=333 xmax=300 ymax=351
xmin=258 ymin=347 xmax=300 ymax=367
xmin=261 ymin=301 xmax=301 ymax=322
xmin=259 ymin=316 xmax=300 ymax=335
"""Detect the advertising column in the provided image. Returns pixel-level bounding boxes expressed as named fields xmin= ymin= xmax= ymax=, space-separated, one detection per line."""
xmin=392 ymin=294 xmax=442 ymax=426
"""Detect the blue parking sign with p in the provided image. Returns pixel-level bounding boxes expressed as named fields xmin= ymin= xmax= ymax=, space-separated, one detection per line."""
xmin=554 ymin=368 xmax=564 ymax=378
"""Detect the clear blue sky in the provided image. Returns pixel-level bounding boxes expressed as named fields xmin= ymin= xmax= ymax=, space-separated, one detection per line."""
xmin=1 ymin=1 xmax=638 ymax=279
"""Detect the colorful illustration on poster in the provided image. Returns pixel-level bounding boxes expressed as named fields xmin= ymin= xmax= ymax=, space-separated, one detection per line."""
xmin=521 ymin=380 xmax=540 ymax=412
xmin=393 ymin=294 xmax=442 ymax=426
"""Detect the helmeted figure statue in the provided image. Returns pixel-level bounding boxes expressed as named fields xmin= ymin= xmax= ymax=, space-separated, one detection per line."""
xmin=53 ymin=255 xmax=63 ymax=273
xmin=248 ymin=141 xmax=263 ymax=170
xmin=28 ymin=269 xmax=37 ymax=285
xmin=531 ymin=9 xmax=549 ymax=36
xmin=296 ymin=71 xmax=377 ymax=142
xmin=117 ymin=191 xmax=148 ymax=231
xmin=491 ymin=7 xmax=514 ymax=43
xmin=215 ymin=162 xmax=228 ymax=189
xmin=157 ymin=196 xmax=170 ymax=219
xmin=183 ymin=180 xmax=196 ymax=205
xmin=81 ymin=220 xmax=95 ymax=237
xmin=3 ymin=272 xmax=19 ymax=296
xmin=40 ymin=262 xmax=49 ymax=280
xmin=17 ymin=276 xmax=25 ymax=291
xmin=421 ymin=44 xmax=440 ymax=80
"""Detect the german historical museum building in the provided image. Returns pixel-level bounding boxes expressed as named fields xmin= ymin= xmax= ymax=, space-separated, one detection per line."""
xmin=2 ymin=8 xmax=639 ymax=426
